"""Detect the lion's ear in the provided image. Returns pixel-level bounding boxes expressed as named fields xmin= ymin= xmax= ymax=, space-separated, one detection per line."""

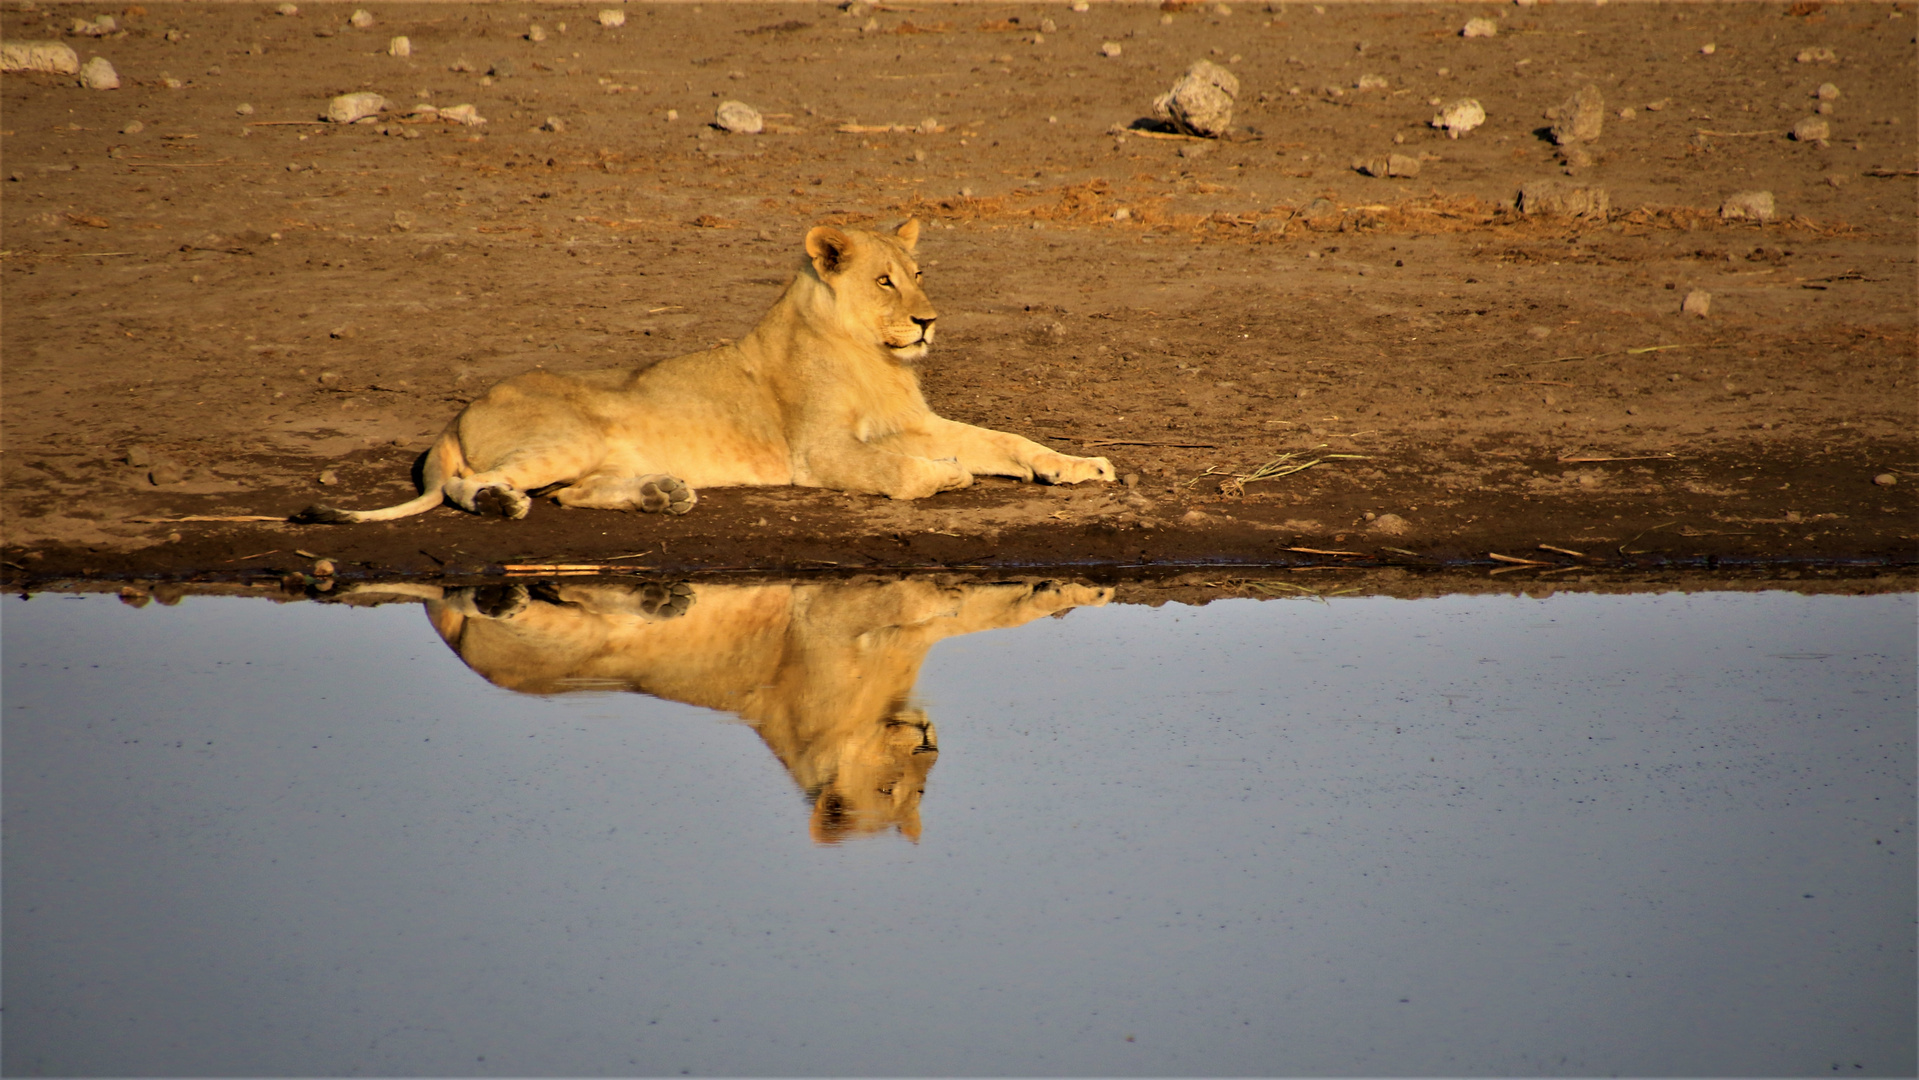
xmin=805 ymin=225 xmax=853 ymax=277
xmin=894 ymin=218 xmax=921 ymax=250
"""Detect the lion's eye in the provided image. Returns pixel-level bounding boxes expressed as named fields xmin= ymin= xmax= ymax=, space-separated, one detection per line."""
xmin=877 ymin=274 xmax=893 ymax=289
xmin=914 ymin=270 xmax=924 ymax=281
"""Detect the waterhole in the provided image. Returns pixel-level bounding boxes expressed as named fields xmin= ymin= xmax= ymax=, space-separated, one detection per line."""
xmin=4 ymin=581 xmax=1913 ymax=1076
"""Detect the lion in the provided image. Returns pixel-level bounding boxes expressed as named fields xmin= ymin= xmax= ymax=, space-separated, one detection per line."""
xmin=294 ymin=220 xmax=1114 ymax=524
xmin=342 ymin=577 xmax=1112 ymax=842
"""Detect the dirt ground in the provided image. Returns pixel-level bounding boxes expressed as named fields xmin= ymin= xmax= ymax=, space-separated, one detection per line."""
xmin=3 ymin=0 xmax=1915 ymax=589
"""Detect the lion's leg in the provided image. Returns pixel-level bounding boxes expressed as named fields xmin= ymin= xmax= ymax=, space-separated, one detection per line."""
xmin=551 ymin=471 xmax=697 ymax=515
xmin=882 ymin=418 xmax=1115 ymax=485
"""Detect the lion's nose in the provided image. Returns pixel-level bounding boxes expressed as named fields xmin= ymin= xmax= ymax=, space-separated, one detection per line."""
xmin=911 ymin=315 xmax=936 ymax=333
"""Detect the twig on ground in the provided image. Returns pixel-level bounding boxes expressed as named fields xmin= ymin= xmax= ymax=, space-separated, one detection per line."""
xmin=1537 ymin=544 xmax=1587 ymax=557
xmin=1490 ymin=552 xmax=1554 ymax=566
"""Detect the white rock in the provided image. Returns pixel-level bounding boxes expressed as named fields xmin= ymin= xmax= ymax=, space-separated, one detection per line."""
xmin=526 ymin=24 xmax=547 ymax=43
xmin=1719 ymin=190 xmax=1776 ymax=222
xmin=1682 ymin=290 xmax=1711 ymax=317
xmin=71 ymin=15 xmax=115 ymax=36
xmin=1815 ymin=82 xmax=1840 ymax=100
xmin=438 ymin=102 xmax=485 ymax=126
xmin=326 ymin=91 xmax=386 ymax=123
xmin=1791 ymin=115 xmax=1830 ymax=144
xmin=349 ymin=9 xmax=375 ymax=29
xmin=1 ymin=40 xmax=79 ymax=74
xmin=236 ymin=102 xmax=253 ymax=115
xmin=715 ymin=99 xmax=762 ymax=134
xmin=597 ymin=9 xmax=625 ymax=28
xmin=1152 ymin=59 xmax=1238 ymax=137
xmin=1072 ymin=0 xmax=1089 ymax=10
xmin=1795 ymin=45 xmax=1836 ymax=63
xmin=275 ymin=3 xmax=299 ymax=15
xmin=1430 ymin=97 xmax=1485 ymax=139
xmin=78 ymin=55 xmax=118 ymax=89
xmin=1461 ymin=17 xmax=1498 ymax=37
xmin=1099 ymin=41 xmax=1122 ymax=58
xmin=1354 ymin=73 xmax=1388 ymax=91
xmin=388 ymin=35 xmax=409 ymax=57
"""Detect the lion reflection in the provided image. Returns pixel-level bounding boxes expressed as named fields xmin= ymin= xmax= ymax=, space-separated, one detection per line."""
xmin=356 ymin=578 xmax=1109 ymax=842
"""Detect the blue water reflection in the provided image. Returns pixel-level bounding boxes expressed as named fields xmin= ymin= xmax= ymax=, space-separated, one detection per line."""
xmin=4 ymin=584 xmax=1913 ymax=1077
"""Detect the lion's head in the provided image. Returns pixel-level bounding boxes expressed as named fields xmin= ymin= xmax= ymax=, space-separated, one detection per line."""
xmin=803 ymin=220 xmax=936 ymax=363
xmin=807 ymin=705 xmax=939 ymax=844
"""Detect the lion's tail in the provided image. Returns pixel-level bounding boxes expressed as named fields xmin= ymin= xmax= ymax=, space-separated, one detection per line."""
xmin=289 ymin=428 xmax=464 ymax=524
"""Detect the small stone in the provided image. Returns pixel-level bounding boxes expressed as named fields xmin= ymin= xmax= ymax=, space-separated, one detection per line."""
xmin=1791 ymin=116 xmax=1830 ymax=144
xmin=1872 ymin=473 xmax=1897 ymax=487
xmin=77 ymin=56 xmax=119 ymax=90
xmin=1681 ymin=290 xmax=1712 ymax=317
xmin=597 ymin=9 xmax=625 ymax=28
xmin=326 ymin=90 xmax=386 ymax=123
xmin=148 ymin=461 xmax=184 ymax=486
xmin=487 ymin=58 xmax=515 ymax=77
xmin=276 ymin=2 xmax=298 ymax=14
xmin=1 ymin=40 xmax=80 ymax=74
xmin=438 ymin=102 xmax=485 ymax=126
xmin=391 ymin=209 xmax=415 ymax=231
xmin=1354 ymin=73 xmax=1388 ymax=91
xmin=1795 ymin=46 xmax=1837 ymax=64
xmin=316 ymin=370 xmax=343 ymax=387
xmin=1122 ymin=473 xmax=1140 ymax=488
xmin=715 ymin=100 xmax=763 ymax=134
xmin=526 ymin=24 xmax=547 ymax=43
xmin=1816 ymin=101 xmax=1833 ymax=115
xmin=1180 ymin=509 xmax=1211 ymax=525
xmin=1099 ymin=41 xmax=1122 ymax=58
xmin=541 ymin=115 xmax=565 ymax=133
xmin=1719 ymin=190 xmax=1776 ymax=222
xmin=1040 ymin=17 xmax=1057 ymax=33
xmin=387 ymin=35 xmax=409 ymax=57
xmin=1699 ymin=42 xmax=1716 ymax=55
xmin=349 ymin=9 xmax=374 ymax=29
xmin=236 ymin=102 xmax=254 ymax=115
xmin=1430 ymin=97 xmax=1485 ymax=139
xmin=1367 ymin=513 xmax=1411 ymax=537
xmin=121 ymin=119 xmax=143 ymax=134
xmin=1816 ymin=82 xmax=1841 ymax=101
xmin=1112 ymin=207 xmax=1131 ymax=221
xmin=1461 ymin=16 xmax=1499 ymax=37
xmin=1072 ymin=0 xmax=1089 ymax=10
xmin=1179 ymin=141 xmax=1212 ymax=159
xmin=125 ymin=444 xmax=152 ymax=467
xmin=862 ymin=18 xmax=879 ymax=33
xmin=1551 ymin=84 xmax=1605 ymax=145
xmin=318 ymin=469 xmax=340 ymax=486
xmin=1152 ymin=59 xmax=1238 ymax=138
xmin=1518 ymin=178 xmax=1610 ymax=221
xmin=313 ymin=558 xmax=337 ymax=576
xmin=447 ymin=57 xmax=474 ymax=72
xmin=1618 ymin=107 xmax=1636 ymax=121
xmin=71 ymin=14 xmax=116 ymax=36
xmin=664 ymin=108 xmax=678 ymax=122
xmin=1355 ymin=153 xmax=1420 ymax=178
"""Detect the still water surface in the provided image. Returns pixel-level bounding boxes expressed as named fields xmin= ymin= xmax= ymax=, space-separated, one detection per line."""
xmin=4 ymin=581 xmax=1914 ymax=1077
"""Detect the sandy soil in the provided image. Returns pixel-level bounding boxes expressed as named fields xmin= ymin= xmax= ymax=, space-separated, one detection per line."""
xmin=3 ymin=0 xmax=1915 ymax=587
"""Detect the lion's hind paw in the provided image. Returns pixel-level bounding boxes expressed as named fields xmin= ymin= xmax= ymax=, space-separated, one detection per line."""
xmin=472 ymin=484 xmax=532 ymax=520
xmin=637 ymin=475 xmax=696 ymax=515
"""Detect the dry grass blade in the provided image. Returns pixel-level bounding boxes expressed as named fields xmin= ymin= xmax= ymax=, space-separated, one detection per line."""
xmin=502 ymin=563 xmax=616 ymax=573
xmin=1206 ymin=445 xmax=1370 ymax=495
xmin=1537 ymin=543 xmax=1586 ymax=557
xmin=1490 ymin=552 xmax=1554 ymax=565
xmin=1288 ymin=546 xmax=1366 ymax=557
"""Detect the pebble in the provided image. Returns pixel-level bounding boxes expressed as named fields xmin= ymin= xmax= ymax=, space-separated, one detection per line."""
xmin=1099 ymin=42 xmax=1122 ymax=58
xmin=1 ymin=41 xmax=80 ymax=75
xmin=1791 ymin=116 xmax=1830 ymax=144
xmin=148 ymin=461 xmax=184 ymax=486
xmin=1354 ymin=73 xmax=1388 ymax=91
xmin=327 ymin=91 xmax=386 ymax=123
xmin=1795 ymin=46 xmax=1837 ymax=63
xmin=1152 ymin=59 xmax=1238 ymax=138
xmin=438 ymin=102 xmax=485 ymax=126
xmin=318 ymin=469 xmax=340 ymax=486
xmin=1461 ymin=17 xmax=1499 ymax=38
xmin=1719 ymin=190 xmax=1776 ymax=222
xmin=1815 ymin=82 xmax=1841 ymax=101
xmin=1872 ymin=473 xmax=1897 ymax=487
xmin=125 ymin=444 xmax=152 ymax=467
xmin=1180 ymin=509 xmax=1211 ymax=525
xmin=1367 ymin=513 xmax=1411 ymax=537
xmin=236 ymin=102 xmax=253 ymax=115
xmin=1517 ymin=178 xmax=1609 ymax=220
xmin=275 ymin=3 xmax=298 ymax=14
xmin=1550 ymin=84 xmax=1605 ymax=145
xmin=1353 ymin=153 xmax=1420 ymax=178
xmin=1040 ymin=17 xmax=1057 ymax=33
xmin=1430 ymin=98 xmax=1485 ymax=139
xmin=1121 ymin=473 xmax=1139 ymax=488
xmin=1681 ymin=289 xmax=1712 ymax=317
xmin=313 ymin=558 xmax=337 ymax=576
xmin=78 ymin=56 xmax=119 ymax=90
xmin=121 ymin=119 xmax=143 ymax=134
xmin=388 ymin=35 xmax=409 ymax=57
xmin=488 ymin=58 xmax=516 ymax=78
xmin=715 ymin=100 xmax=763 ymax=134
xmin=526 ymin=24 xmax=547 ymax=43
xmin=1072 ymin=0 xmax=1089 ymax=10
xmin=1699 ymin=42 xmax=1716 ymax=55
xmin=541 ymin=115 xmax=565 ymax=133
xmin=597 ymin=9 xmax=625 ymax=28
xmin=71 ymin=15 xmax=116 ymax=36
xmin=349 ymin=9 xmax=375 ymax=29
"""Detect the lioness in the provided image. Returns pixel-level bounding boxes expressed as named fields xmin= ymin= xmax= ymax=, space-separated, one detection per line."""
xmin=345 ymin=577 xmax=1112 ymax=842
xmin=295 ymin=220 xmax=1114 ymax=524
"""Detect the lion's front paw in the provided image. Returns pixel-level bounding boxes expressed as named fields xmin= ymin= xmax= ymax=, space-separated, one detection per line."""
xmin=472 ymin=484 xmax=532 ymax=520
xmin=1031 ymin=452 xmax=1117 ymax=485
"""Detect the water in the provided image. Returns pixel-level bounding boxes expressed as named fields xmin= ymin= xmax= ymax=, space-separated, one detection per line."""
xmin=4 ymin=580 xmax=1914 ymax=1077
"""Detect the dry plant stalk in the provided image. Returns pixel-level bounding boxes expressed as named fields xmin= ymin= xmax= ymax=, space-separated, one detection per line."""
xmin=1204 ymin=446 xmax=1371 ymax=496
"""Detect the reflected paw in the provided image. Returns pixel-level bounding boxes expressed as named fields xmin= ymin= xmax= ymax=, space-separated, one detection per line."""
xmin=637 ymin=581 xmax=695 ymax=619
xmin=636 ymin=474 xmax=696 ymax=515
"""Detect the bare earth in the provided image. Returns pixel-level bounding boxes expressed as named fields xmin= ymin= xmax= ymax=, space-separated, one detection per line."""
xmin=3 ymin=0 xmax=1915 ymax=588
